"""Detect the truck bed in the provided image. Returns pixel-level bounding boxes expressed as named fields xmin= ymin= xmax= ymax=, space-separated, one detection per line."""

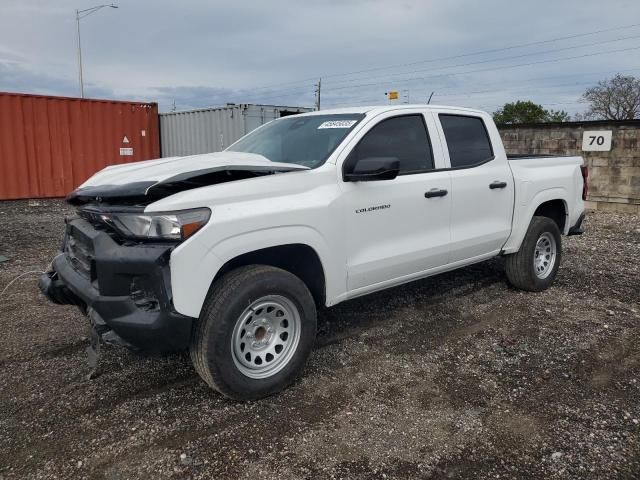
xmin=502 ymin=154 xmax=585 ymax=254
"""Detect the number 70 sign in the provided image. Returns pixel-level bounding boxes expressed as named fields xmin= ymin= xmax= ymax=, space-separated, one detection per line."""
xmin=582 ymin=131 xmax=612 ymax=151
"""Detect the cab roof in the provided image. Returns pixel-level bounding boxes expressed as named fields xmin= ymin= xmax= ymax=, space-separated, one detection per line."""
xmin=296 ymin=104 xmax=488 ymax=117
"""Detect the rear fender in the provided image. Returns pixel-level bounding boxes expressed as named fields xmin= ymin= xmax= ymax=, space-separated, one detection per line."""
xmin=502 ymin=188 xmax=569 ymax=254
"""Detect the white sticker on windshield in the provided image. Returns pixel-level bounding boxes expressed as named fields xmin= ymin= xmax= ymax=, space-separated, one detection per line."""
xmin=318 ymin=120 xmax=357 ymax=129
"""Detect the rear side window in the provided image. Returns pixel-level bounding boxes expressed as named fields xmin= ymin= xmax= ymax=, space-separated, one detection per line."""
xmin=439 ymin=114 xmax=493 ymax=168
xmin=346 ymin=115 xmax=434 ymax=174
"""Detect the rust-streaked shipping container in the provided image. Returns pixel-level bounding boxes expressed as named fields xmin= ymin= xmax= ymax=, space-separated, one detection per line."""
xmin=0 ymin=92 xmax=160 ymax=200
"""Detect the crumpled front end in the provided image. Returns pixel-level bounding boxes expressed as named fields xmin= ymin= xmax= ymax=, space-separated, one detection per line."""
xmin=38 ymin=215 xmax=194 ymax=352
xmin=40 ymin=152 xmax=310 ymax=351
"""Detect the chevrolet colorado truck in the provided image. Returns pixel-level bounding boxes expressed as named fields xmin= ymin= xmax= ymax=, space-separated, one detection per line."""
xmin=39 ymin=105 xmax=587 ymax=400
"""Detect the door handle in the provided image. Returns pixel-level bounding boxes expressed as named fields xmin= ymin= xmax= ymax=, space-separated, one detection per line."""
xmin=489 ymin=181 xmax=508 ymax=189
xmin=424 ymin=188 xmax=448 ymax=198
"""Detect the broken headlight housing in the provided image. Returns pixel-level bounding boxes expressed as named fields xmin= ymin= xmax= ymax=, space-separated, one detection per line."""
xmin=101 ymin=208 xmax=211 ymax=242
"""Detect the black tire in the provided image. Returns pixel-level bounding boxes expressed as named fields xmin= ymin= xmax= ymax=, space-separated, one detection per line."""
xmin=505 ymin=216 xmax=562 ymax=292
xmin=190 ymin=265 xmax=317 ymax=400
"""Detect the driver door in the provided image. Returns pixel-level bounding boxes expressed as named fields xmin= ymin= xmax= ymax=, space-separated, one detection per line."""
xmin=339 ymin=111 xmax=451 ymax=293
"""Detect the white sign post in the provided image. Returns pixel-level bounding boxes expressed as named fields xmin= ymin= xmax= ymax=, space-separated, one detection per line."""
xmin=582 ymin=131 xmax=612 ymax=152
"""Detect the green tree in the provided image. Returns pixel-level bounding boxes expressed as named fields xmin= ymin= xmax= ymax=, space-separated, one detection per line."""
xmin=546 ymin=109 xmax=571 ymax=122
xmin=582 ymin=74 xmax=640 ymax=120
xmin=493 ymin=100 xmax=570 ymax=124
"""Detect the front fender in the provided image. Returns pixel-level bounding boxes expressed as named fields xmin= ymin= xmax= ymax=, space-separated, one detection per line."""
xmin=502 ymin=187 xmax=569 ymax=254
xmin=169 ymin=226 xmax=339 ymax=318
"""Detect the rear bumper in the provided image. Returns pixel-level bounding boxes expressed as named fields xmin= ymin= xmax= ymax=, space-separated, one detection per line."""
xmin=568 ymin=212 xmax=586 ymax=236
xmin=38 ymin=218 xmax=194 ymax=352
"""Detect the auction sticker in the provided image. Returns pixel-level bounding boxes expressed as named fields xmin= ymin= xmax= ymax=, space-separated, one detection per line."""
xmin=318 ymin=120 xmax=358 ymax=129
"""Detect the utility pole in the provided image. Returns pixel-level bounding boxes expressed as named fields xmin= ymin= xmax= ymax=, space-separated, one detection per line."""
xmin=75 ymin=4 xmax=118 ymax=98
xmin=314 ymin=78 xmax=322 ymax=110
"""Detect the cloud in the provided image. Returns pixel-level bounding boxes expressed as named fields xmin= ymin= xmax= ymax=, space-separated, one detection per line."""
xmin=0 ymin=61 xmax=115 ymax=99
xmin=150 ymin=85 xmax=236 ymax=111
xmin=1 ymin=0 xmax=639 ymax=114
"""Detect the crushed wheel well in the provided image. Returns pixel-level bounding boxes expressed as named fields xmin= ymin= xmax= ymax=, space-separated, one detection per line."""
xmin=213 ymin=244 xmax=326 ymax=306
xmin=534 ymin=200 xmax=567 ymax=232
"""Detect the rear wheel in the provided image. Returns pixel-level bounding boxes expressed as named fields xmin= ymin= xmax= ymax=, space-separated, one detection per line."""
xmin=505 ymin=216 xmax=562 ymax=292
xmin=190 ymin=265 xmax=317 ymax=400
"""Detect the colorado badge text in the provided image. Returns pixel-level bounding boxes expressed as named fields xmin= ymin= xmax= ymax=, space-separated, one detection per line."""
xmin=355 ymin=204 xmax=391 ymax=214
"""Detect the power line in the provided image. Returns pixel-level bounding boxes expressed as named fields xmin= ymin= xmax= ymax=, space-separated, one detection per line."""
xmin=318 ymin=23 xmax=640 ymax=81
xmin=417 ymin=66 xmax=640 ymax=96
xmin=320 ymin=66 xmax=640 ymax=109
xmin=226 ymin=55 xmax=618 ymax=105
xmin=320 ymin=33 xmax=640 ymax=89
xmin=321 ymin=44 xmax=640 ymax=94
xmin=327 ymin=67 xmax=628 ymax=106
xmin=195 ymin=23 xmax=640 ymax=103
xmin=434 ymin=75 xmax=639 ymax=100
xmin=231 ymin=21 xmax=640 ymax=94
xmin=228 ymin=37 xmax=640 ymax=105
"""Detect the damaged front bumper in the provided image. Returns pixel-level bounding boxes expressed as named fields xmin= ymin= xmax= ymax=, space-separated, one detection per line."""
xmin=38 ymin=217 xmax=194 ymax=352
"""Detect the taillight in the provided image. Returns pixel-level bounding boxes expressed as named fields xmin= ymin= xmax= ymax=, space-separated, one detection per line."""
xmin=580 ymin=166 xmax=589 ymax=201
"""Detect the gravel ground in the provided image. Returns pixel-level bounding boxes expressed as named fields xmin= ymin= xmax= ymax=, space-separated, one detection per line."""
xmin=0 ymin=199 xmax=639 ymax=480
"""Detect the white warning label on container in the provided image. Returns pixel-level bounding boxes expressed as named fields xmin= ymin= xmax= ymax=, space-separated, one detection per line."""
xmin=120 ymin=147 xmax=133 ymax=156
xmin=122 ymin=135 xmax=130 ymax=144
xmin=318 ymin=120 xmax=357 ymax=129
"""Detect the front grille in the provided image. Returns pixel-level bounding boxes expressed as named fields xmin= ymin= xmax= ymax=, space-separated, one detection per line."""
xmin=65 ymin=231 xmax=95 ymax=280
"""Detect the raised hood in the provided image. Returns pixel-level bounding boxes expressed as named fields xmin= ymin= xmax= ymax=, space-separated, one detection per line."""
xmin=67 ymin=151 xmax=309 ymax=206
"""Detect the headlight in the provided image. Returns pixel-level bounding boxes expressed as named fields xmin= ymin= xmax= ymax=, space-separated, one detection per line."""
xmin=103 ymin=208 xmax=211 ymax=241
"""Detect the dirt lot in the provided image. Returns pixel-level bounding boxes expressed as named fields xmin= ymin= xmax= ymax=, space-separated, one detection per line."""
xmin=0 ymin=199 xmax=639 ymax=480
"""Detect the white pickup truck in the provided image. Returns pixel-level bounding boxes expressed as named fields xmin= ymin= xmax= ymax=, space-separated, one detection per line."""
xmin=40 ymin=105 xmax=587 ymax=399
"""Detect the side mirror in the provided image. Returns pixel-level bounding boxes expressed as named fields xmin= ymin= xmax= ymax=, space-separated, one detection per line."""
xmin=343 ymin=157 xmax=400 ymax=182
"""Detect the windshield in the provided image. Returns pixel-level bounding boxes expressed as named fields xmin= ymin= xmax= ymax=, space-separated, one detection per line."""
xmin=227 ymin=114 xmax=365 ymax=168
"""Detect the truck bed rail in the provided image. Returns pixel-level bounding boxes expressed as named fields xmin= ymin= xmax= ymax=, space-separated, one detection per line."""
xmin=507 ymin=154 xmax=570 ymax=160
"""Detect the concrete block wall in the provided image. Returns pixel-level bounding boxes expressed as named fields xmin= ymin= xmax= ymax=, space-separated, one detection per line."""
xmin=498 ymin=120 xmax=640 ymax=214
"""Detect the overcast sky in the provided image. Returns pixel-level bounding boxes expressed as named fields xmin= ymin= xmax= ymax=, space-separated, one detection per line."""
xmin=1 ymin=0 xmax=640 ymax=114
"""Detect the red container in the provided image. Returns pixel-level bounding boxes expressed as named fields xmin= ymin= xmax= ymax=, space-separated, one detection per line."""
xmin=0 ymin=92 xmax=160 ymax=200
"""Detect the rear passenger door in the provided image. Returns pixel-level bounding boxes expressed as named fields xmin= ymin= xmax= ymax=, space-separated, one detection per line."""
xmin=436 ymin=113 xmax=514 ymax=263
xmin=340 ymin=112 xmax=451 ymax=292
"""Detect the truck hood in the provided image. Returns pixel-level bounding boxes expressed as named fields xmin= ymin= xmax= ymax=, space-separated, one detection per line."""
xmin=67 ymin=151 xmax=309 ymax=206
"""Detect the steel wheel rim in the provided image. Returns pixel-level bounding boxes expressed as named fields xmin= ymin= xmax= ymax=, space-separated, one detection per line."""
xmin=533 ymin=232 xmax=557 ymax=279
xmin=231 ymin=295 xmax=301 ymax=379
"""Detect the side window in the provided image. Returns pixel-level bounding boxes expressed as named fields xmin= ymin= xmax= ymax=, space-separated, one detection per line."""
xmin=346 ymin=115 xmax=434 ymax=175
xmin=439 ymin=114 xmax=494 ymax=168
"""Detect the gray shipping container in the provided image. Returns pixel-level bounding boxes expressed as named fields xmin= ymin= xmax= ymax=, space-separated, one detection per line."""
xmin=159 ymin=103 xmax=312 ymax=157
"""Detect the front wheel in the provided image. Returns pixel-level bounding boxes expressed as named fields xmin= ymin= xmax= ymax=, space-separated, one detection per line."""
xmin=505 ymin=216 xmax=562 ymax=292
xmin=190 ymin=265 xmax=317 ymax=400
